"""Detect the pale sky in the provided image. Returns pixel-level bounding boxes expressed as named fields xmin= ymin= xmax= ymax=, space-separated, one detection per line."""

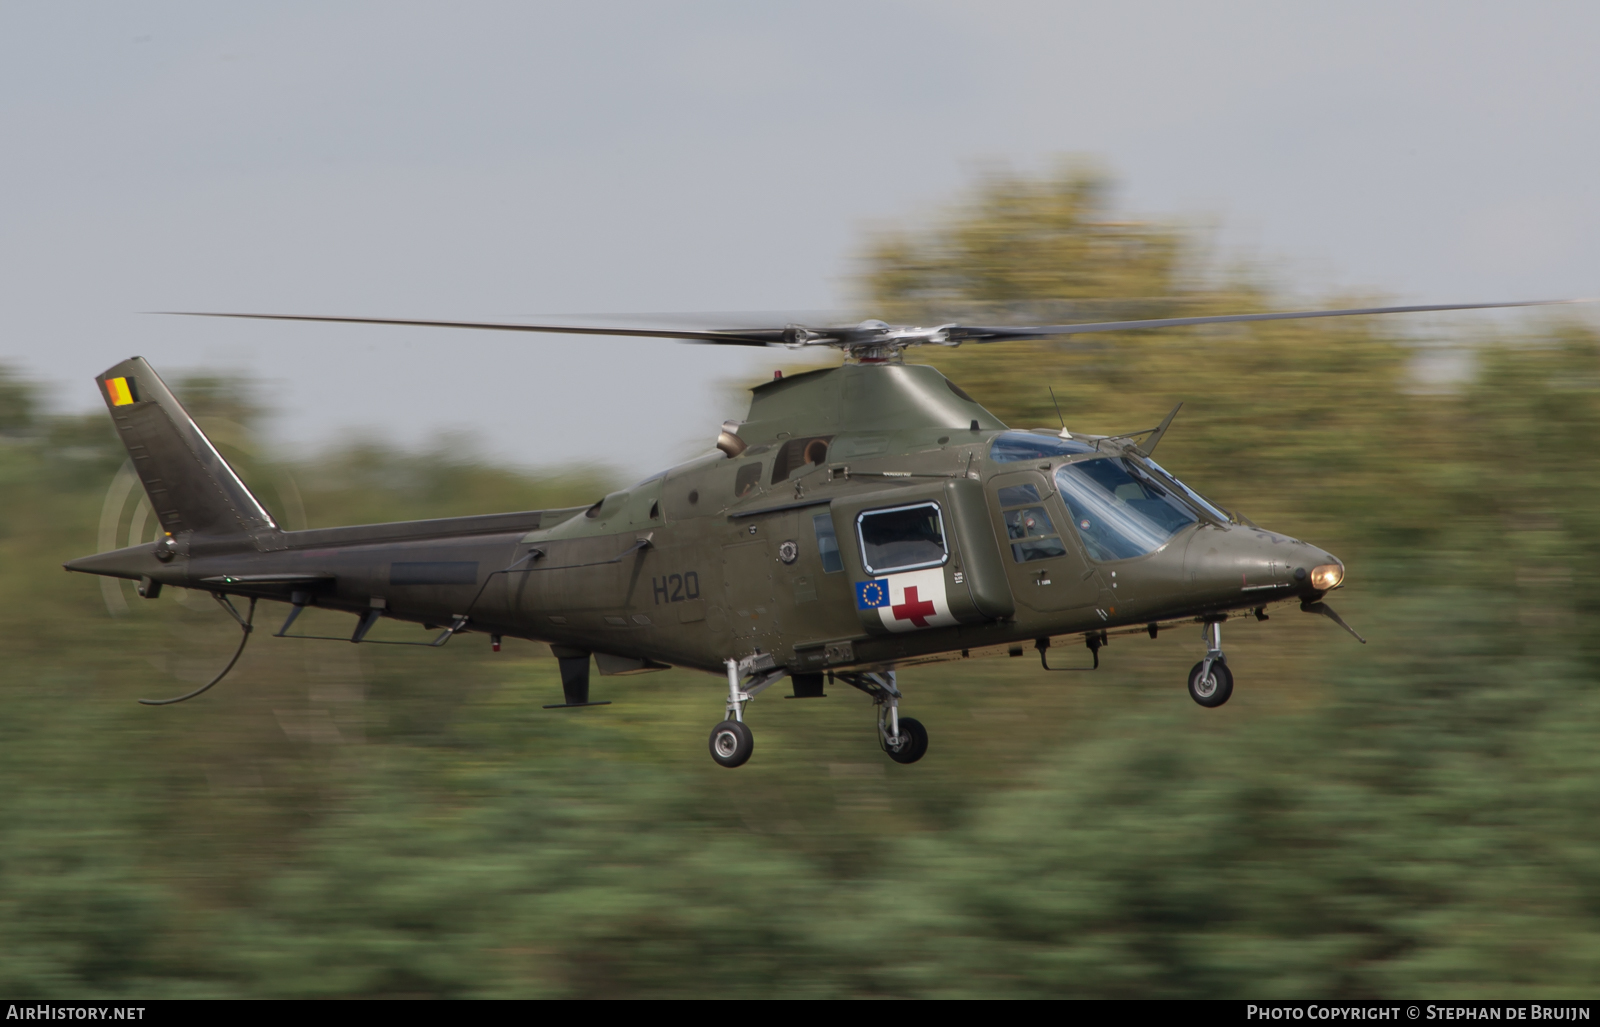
xmin=3 ymin=2 xmax=1596 ymax=479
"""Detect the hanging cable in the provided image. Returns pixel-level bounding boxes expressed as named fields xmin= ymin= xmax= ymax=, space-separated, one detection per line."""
xmin=139 ymin=594 xmax=256 ymax=706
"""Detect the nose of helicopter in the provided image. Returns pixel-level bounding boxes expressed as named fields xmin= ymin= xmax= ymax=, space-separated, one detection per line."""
xmin=1184 ymin=524 xmax=1345 ymax=606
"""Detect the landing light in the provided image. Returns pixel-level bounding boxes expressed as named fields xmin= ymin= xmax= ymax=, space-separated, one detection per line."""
xmin=1310 ymin=563 xmax=1344 ymax=591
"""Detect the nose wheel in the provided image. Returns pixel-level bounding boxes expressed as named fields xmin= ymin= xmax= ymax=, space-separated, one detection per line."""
xmin=1188 ymin=620 xmax=1233 ymax=708
xmin=1188 ymin=658 xmax=1233 ymax=707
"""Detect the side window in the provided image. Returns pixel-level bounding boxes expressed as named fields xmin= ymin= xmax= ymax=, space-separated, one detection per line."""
xmin=997 ymin=483 xmax=1041 ymax=506
xmin=812 ymin=512 xmax=842 ymax=573
xmin=997 ymin=482 xmax=1068 ymax=563
xmin=857 ymin=502 xmax=948 ymax=575
xmin=733 ymin=461 xmax=762 ymax=498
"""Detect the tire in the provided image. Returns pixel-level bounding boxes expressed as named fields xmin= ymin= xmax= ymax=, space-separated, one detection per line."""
xmin=708 ymin=719 xmax=754 ymax=768
xmin=885 ymin=716 xmax=929 ymax=764
xmin=1188 ymin=660 xmax=1234 ymax=708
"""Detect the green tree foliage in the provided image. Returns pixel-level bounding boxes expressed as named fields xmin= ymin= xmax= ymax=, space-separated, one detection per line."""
xmin=865 ymin=165 xmax=1193 ymax=324
xmin=0 ymin=365 xmax=39 ymax=436
xmin=2 ymin=169 xmax=1599 ymax=996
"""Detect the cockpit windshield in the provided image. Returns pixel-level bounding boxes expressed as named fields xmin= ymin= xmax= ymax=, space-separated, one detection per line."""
xmin=1053 ymin=457 xmax=1198 ymax=561
xmin=989 ymin=431 xmax=1095 ymax=463
xmin=1140 ymin=457 xmax=1232 ymax=524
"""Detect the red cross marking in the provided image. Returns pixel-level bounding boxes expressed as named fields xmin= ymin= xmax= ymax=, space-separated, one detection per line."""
xmin=891 ymin=585 xmax=937 ymax=627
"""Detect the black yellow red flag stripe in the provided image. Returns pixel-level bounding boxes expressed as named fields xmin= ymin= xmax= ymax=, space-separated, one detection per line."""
xmin=105 ymin=376 xmax=137 ymax=406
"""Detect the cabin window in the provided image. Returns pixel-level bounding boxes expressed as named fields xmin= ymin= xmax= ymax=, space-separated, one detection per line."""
xmin=995 ymin=484 xmax=1069 ymax=563
xmin=812 ymin=512 xmax=842 ymax=573
xmin=856 ymin=502 xmax=948 ymax=575
xmin=1054 ymin=457 xmax=1198 ymax=561
xmin=733 ymin=461 xmax=763 ymax=498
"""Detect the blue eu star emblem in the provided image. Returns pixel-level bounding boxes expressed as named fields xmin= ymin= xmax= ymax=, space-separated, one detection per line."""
xmin=855 ymin=579 xmax=890 ymax=610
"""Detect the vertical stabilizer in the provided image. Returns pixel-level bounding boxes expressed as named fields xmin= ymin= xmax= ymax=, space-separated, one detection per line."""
xmin=96 ymin=357 xmax=276 ymax=537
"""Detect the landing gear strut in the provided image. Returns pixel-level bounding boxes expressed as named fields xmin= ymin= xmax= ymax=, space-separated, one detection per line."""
xmin=837 ymin=671 xmax=929 ymax=764
xmin=706 ymin=660 xmax=931 ymax=767
xmin=708 ymin=656 xmax=787 ymax=768
xmin=1188 ymin=619 xmax=1233 ymax=708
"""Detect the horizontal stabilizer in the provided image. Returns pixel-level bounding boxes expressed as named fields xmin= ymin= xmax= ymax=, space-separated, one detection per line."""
xmin=199 ymin=573 xmax=335 ymax=585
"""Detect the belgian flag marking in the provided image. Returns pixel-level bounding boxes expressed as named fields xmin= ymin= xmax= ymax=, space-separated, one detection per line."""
xmin=105 ymin=376 xmax=138 ymax=406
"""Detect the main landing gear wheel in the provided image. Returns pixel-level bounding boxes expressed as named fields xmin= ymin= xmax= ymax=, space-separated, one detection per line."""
xmin=1188 ymin=659 xmax=1233 ymax=708
xmin=709 ymin=719 xmax=754 ymax=768
xmin=885 ymin=716 xmax=929 ymax=764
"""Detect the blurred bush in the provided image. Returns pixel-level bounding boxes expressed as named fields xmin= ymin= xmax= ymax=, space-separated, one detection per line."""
xmin=2 ymin=167 xmax=1598 ymax=997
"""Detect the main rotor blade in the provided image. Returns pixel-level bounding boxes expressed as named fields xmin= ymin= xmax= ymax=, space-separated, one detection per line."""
xmin=160 ymin=312 xmax=792 ymax=347
xmin=954 ymin=298 xmax=1593 ymax=341
xmin=165 ymin=297 xmax=1593 ymax=352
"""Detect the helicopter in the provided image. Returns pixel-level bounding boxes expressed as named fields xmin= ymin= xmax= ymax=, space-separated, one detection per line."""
xmin=65 ymin=298 xmax=1583 ymax=768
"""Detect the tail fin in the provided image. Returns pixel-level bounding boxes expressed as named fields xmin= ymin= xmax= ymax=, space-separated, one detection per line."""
xmin=97 ymin=357 xmax=276 ymax=537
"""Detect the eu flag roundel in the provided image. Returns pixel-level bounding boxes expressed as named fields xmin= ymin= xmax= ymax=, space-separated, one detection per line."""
xmin=855 ymin=579 xmax=890 ymax=609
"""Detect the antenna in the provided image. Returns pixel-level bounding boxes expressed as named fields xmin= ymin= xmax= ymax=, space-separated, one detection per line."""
xmin=1049 ymin=387 xmax=1072 ymax=439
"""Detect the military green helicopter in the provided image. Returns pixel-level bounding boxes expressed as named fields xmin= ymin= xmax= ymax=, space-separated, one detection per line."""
xmin=65 ymin=299 xmax=1580 ymax=768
